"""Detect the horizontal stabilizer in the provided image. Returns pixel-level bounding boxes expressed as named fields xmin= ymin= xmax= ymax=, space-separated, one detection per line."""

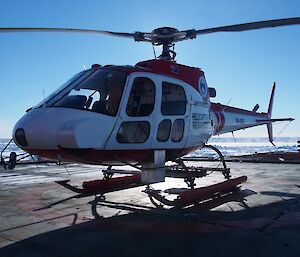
xmin=256 ymin=118 xmax=295 ymax=123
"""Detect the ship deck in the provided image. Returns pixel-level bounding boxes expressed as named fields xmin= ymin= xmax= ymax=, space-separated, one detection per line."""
xmin=0 ymin=161 xmax=300 ymax=257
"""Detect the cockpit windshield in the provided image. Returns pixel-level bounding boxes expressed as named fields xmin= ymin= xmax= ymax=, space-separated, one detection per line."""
xmin=52 ymin=69 xmax=127 ymax=116
xmin=34 ymin=70 xmax=89 ymax=109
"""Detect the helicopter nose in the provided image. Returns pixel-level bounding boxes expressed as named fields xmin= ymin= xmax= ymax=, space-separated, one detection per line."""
xmin=13 ymin=108 xmax=115 ymax=151
xmin=13 ymin=108 xmax=44 ymax=150
xmin=13 ymin=109 xmax=66 ymax=150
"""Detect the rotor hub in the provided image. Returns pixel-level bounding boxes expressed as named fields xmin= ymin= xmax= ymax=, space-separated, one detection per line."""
xmin=139 ymin=27 xmax=189 ymax=60
xmin=143 ymin=27 xmax=187 ymax=45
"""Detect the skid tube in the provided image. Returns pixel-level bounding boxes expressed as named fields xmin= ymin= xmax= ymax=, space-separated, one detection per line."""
xmin=56 ymin=174 xmax=144 ymax=197
xmin=145 ymin=176 xmax=248 ymax=207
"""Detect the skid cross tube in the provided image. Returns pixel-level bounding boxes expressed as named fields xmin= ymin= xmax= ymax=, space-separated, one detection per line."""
xmin=203 ymin=144 xmax=231 ymax=179
xmin=181 ymin=144 xmax=231 ymax=180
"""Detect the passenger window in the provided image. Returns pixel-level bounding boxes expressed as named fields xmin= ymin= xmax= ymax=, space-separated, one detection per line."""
xmin=126 ymin=77 xmax=155 ymax=116
xmin=171 ymin=119 xmax=184 ymax=142
xmin=161 ymin=82 xmax=186 ymax=115
xmin=117 ymin=121 xmax=150 ymax=143
xmin=157 ymin=119 xmax=171 ymax=142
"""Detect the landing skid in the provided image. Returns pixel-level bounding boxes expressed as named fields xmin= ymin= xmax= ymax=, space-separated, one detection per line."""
xmin=56 ymin=174 xmax=143 ymax=197
xmin=142 ymin=144 xmax=240 ymax=207
xmin=144 ymin=176 xmax=247 ymax=208
xmin=55 ymin=145 xmax=246 ymax=208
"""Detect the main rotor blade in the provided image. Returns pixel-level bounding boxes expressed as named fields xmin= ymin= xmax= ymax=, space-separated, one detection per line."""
xmin=196 ymin=17 xmax=300 ymax=35
xmin=0 ymin=27 xmax=136 ymax=38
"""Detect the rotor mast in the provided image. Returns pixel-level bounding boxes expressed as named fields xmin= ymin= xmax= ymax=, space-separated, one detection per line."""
xmin=160 ymin=42 xmax=174 ymax=60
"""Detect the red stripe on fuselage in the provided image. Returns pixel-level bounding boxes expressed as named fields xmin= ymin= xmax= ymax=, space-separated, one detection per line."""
xmin=27 ymin=147 xmax=200 ymax=166
xmin=211 ymin=103 xmax=268 ymax=118
xmin=214 ymin=111 xmax=225 ymax=133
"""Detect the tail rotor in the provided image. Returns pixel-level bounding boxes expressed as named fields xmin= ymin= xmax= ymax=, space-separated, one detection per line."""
xmin=267 ymin=83 xmax=276 ymax=145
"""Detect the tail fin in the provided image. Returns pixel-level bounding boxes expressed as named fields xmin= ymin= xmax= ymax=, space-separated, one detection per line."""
xmin=267 ymin=82 xmax=276 ymax=145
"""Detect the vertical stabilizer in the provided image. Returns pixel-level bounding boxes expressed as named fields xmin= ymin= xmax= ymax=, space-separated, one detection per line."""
xmin=267 ymin=82 xmax=276 ymax=145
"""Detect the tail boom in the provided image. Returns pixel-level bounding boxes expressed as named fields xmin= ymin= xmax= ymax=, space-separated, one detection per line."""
xmin=211 ymin=103 xmax=270 ymax=134
xmin=211 ymin=83 xmax=293 ymax=142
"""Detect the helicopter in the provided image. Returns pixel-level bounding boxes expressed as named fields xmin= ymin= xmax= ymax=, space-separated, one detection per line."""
xmin=1 ymin=17 xmax=298 ymax=190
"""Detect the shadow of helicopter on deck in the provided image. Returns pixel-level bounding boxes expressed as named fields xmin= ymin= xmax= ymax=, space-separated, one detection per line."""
xmin=1 ymin=189 xmax=300 ymax=257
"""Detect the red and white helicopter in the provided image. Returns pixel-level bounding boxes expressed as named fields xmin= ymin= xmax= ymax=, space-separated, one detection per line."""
xmin=1 ymin=18 xmax=298 ymax=204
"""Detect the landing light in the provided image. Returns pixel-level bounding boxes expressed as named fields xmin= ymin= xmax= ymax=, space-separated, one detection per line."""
xmin=15 ymin=128 xmax=28 ymax=147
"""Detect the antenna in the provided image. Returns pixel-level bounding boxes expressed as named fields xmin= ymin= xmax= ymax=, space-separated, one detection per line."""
xmin=42 ymin=89 xmax=46 ymax=108
xmin=152 ymin=44 xmax=157 ymax=59
xmin=231 ymin=131 xmax=236 ymax=142
xmin=221 ymin=99 xmax=231 ymax=113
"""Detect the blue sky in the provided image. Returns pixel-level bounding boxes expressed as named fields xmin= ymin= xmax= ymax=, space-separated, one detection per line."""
xmin=0 ymin=0 xmax=299 ymax=138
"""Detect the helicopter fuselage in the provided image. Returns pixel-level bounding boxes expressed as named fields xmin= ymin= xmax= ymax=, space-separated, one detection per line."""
xmin=13 ymin=59 xmax=278 ymax=166
xmin=13 ymin=60 xmax=214 ymax=165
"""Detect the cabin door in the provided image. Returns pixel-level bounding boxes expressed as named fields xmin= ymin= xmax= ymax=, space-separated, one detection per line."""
xmin=105 ymin=73 xmax=157 ymax=151
xmin=150 ymin=78 xmax=189 ymax=151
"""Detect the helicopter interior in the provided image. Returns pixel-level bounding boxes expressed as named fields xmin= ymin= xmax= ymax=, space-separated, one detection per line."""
xmin=49 ymin=69 xmax=127 ymax=116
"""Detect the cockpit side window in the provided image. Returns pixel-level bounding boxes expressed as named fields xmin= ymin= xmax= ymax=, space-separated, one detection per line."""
xmin=126 ymin=77 xmax=155 ymax=116
xmin=52 ymin=69 xmax=127 ymax=116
